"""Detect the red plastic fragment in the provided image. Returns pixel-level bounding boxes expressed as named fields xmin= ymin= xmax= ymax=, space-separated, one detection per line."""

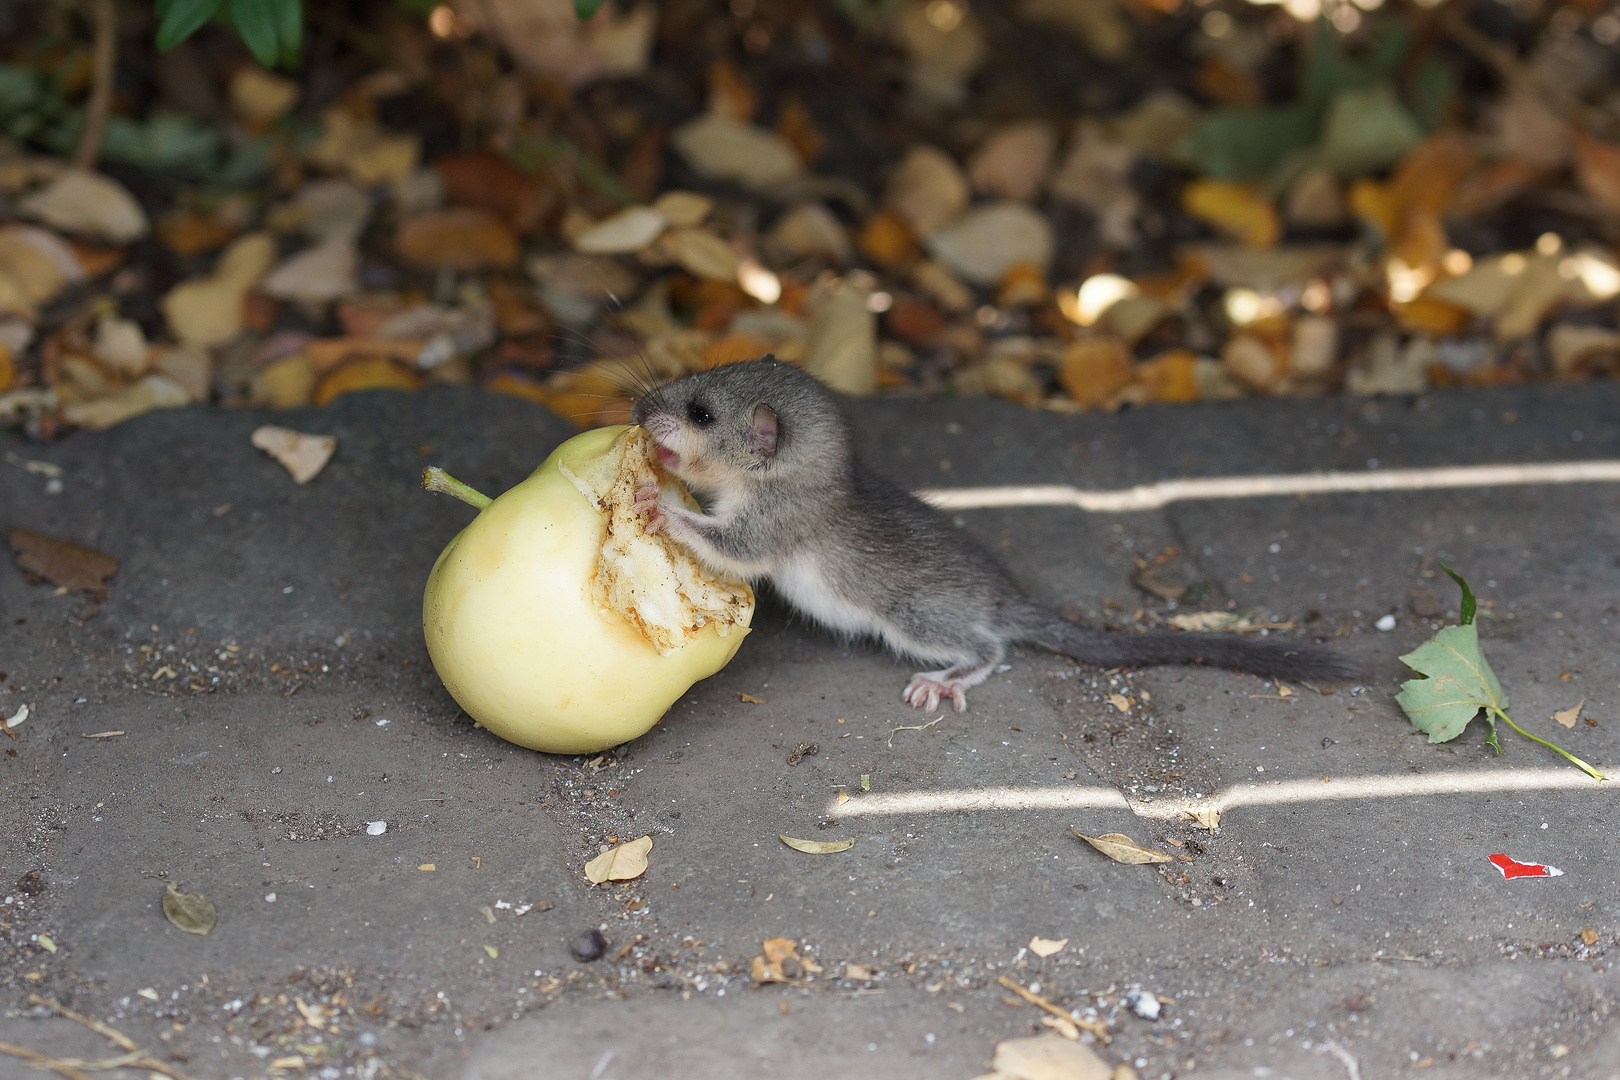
xmin=1488 ymin=853 xmax=1564 ymax=879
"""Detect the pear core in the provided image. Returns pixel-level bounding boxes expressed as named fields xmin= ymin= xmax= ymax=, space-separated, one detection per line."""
xmin=422 ymin=425 xmax=754 ymax=754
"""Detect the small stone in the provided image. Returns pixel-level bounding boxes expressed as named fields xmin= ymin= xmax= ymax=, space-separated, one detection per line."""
xmin=1124 ymin=989 xmax=1162 ymax=1020
xmin=1375 ymin=613 xmax=1397 ymax=632
xmin=570 ymin=928 xmax=609 ymax=962
xmin=967 ymin=121 xmax=1056 ymax=202
xmin=573 ymin=206 xmax=668 ymax=254
xmin=396 ymin=208 xmax=518 ymax=271
xmin=926 ymin=202 xmax=1053 ymax=286
xmin=672 ymin=113 xmax=803 ymax=190
xmin=18 ymin=170 xmax=149 ymax=243
xmin=885 ymin=145 xmax=969 ymax=241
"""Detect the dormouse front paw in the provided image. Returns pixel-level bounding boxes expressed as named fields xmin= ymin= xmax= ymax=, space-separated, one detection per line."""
xmin=634 ymin=481 xmax=667 ymax=533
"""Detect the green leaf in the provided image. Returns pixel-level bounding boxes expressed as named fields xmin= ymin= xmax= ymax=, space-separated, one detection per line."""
xmin=1177 ymin=104 xmax=1314 ymax=182
xmin=574 ymin=0 xmax=605 ymax=17
xmin=229 ymin=0 xmax=279 ymax=67
xmin=272 ymin=0 xmax=303 ymax=66
xmin=156 ymin=0 xmax=223 ymax=51
xmin=1309 ymin=83 xmax=1424 ymax=178
xmin=1439 ymin=563 xmax=1476 ymax=625
xmin=1397 ymin=623 xmax=1507 ymax=748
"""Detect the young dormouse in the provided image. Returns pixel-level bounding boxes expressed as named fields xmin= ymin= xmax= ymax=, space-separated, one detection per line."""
xmin=630 ymin=357 xmax=1359 ymax=712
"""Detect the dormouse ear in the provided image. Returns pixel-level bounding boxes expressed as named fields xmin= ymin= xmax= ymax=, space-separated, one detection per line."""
xmin=746 ymin=403 xmax=778 ymax=457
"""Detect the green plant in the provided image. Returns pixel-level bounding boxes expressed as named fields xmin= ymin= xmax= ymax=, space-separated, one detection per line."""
xmin=155 ymin=0 xmax=303 ymax=69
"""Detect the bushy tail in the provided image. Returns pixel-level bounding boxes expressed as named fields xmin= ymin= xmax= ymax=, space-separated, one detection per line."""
xmin=1031 ymin=620 xmax=1361 ymax=682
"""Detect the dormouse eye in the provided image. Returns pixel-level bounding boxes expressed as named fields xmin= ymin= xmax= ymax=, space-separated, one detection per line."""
xmin=686 ymin=401 xmax=714 ymax=426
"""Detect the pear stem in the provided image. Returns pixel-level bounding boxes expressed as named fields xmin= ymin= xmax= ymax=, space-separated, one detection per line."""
xmin=421 ymin=467 xmax=492 ymax=510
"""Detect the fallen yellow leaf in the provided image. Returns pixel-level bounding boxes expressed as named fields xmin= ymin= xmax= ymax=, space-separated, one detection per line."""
xmin=1029 ymin=936 xmax=1067 ymax=958
xmin=780 ymin=835 xmax=856 ymax=854
xmin=1182 ymin=804 xmax=1221 ymax=831
xmin=737 ymin=692 xmax=766 ymax=703
xmin=1070 ymin=827 xmax=1173 ymax=864
xmin=1106 ymin=693 xmax=1131 ymax=713
xmin=1553 ymin=699 xmax=1585 ymax=729
xmin=1183 ymin=179 xmax=1279 ymax=249
xmin=583 ymin=835 xmax=653 ymax=883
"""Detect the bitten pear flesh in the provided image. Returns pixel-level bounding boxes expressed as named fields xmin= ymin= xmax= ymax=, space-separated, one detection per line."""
xmin=423 ymin=425 xmax=753 ymax=754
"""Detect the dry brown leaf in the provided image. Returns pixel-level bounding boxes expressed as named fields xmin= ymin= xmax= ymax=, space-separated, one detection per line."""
xmin=396 ymin=208 xmax=518 ymax=271
xmin=161 ymin=884 xmax=216 ymax=936
xmin=1553 ymin=699 xmax=1585 ymax=729
xmin=1574 ymin=132 xmax=1620 ymax=214
xmin=737 ymin=693 xmax=766 ymax=704
xmin=1057 ymin=337 xmax=1133 ymax=408
xmin=1182 ymin=803 xmax=1221 ymax=831
xmin=780 ymin=835 xmax=855 ymax=854
xmin=1029 ymin=936 xmax=1068 ymax=958
xmin=251 ymin=426 xmax=337 ymax=485
xmin=991 ymin=1033 xmax=1113 ymax=1080
xmin=1070 ymin=827 xmax=1173 ymax=864
xmin=9 ymin=528 xmax=117 ymax=591
xmin=583 ymin=834 xmax=652 ymax=883
xmin=1106 ymin=693 xmax=1131 ymax=713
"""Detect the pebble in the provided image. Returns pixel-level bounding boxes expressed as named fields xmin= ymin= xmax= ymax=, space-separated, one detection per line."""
xmin=570 ymin=928 xmax=609 ymax=962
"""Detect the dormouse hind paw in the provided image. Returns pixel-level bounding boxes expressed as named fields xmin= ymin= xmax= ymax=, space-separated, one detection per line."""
xmin=903 ymin=673 xmax=968 ymax=714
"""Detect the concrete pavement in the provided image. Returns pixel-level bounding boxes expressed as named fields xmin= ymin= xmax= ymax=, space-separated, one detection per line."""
xmin=1 ymin=383 xmax=1617 ymax=1080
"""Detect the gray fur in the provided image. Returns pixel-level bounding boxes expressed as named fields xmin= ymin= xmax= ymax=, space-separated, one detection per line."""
xmin=632 ymin=358 xmax=1359 ymax=711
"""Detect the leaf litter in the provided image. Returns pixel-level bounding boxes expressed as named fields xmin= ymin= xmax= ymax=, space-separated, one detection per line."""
xmin=0 ymin=1 xmax=1617 ymax=438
